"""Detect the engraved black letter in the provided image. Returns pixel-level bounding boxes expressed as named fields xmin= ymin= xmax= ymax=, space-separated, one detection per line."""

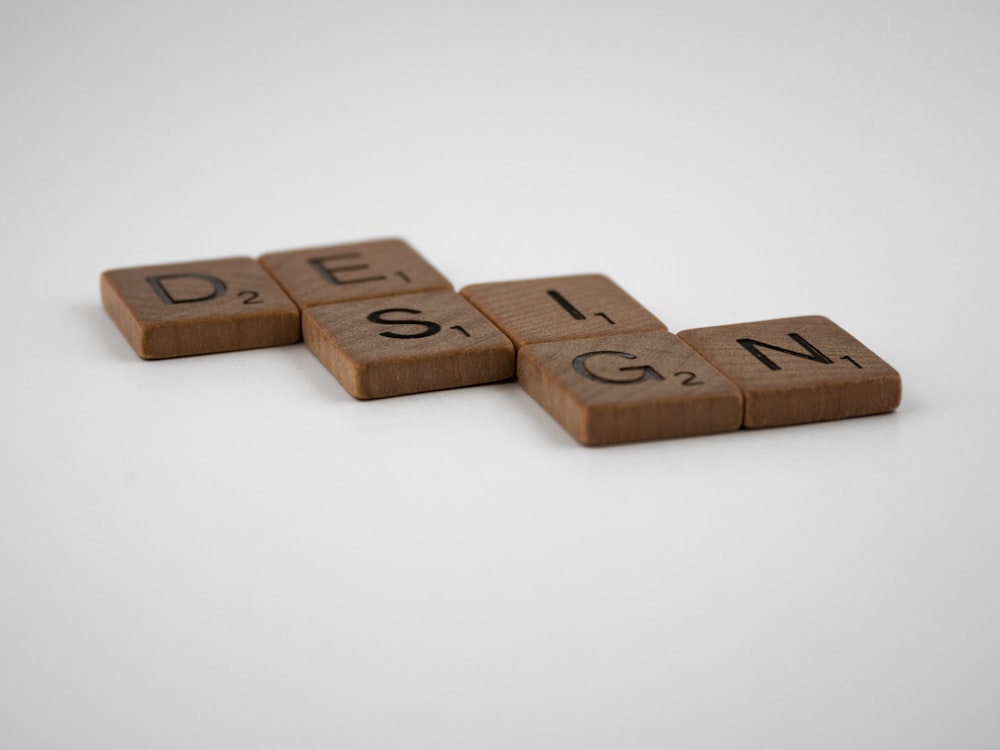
xmin=737 ymin=333 xmax=834 ymax=371
xmin=572 ymin=351 xmax=664 ymax=384
xmin=367 ymin=308 xmax=442 ymax=339
xmin=147 ymin=274 xmax=227 ymax=305
xmin=309 ymin=252 xmax=386 ymax=286
xmin=546 ymin=290 xmax=613 ymax=324
xmin=547 ymin=290 xmax=586 ymax=320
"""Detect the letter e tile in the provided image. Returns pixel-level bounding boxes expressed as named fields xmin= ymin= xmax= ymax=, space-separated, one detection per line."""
xmin=302 ymin=290 xmax=515 ymax=399
xmin=259 ymin=238 xmax=452 ymax=309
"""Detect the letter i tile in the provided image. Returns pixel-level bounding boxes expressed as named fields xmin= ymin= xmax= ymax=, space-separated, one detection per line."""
xmin=302 ymin=290 xmax=515 ymax=399
xmin=678 ymin=315 xmax=902 ymax=428
xmin=460 ymin=275 xmax=667 ymax=349
xmin=100 ymin=257 xmax=301 ymax=359
xmin=517 ymin=331 xmax=743 ymax=445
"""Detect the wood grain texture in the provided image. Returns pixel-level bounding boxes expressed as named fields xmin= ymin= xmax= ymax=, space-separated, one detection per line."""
xmin=259 ymin=238 xmax=452 ymax=309
xmin=302 ymin=290 xmax=515 ymax=399
xmin=678 ymin=315 xmax=902 ymax=428
xmin=517 ymin=331 xmax=743 ymax=445
xmin=460 ymin=275 xmax=667 ymax=349
xmin=100 ymin=257 xmax=301 ymax=359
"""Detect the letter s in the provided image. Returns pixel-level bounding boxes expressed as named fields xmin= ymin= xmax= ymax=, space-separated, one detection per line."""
xmin=366 ymin=308 xmax=442 ymax=339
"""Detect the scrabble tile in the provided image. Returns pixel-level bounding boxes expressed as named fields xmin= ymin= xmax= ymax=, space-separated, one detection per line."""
xmin=303 ymin=290 xmax=515 ymax=399
xmin=101 ymin=257 xmax=301 ymax=359
xmin=259 ymin=238 xmax=452 ymax=309
xmin=460 ymin=274 xmax=667 ymax=349
xmin=678 ymin=315 xmax=902 ymax=428
xmin=517 ymin=331 xmax=743 ymax=445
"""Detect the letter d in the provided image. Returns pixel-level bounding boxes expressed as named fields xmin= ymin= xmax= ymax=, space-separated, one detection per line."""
xmin=147 ymin=273 xmax=227 ymax=305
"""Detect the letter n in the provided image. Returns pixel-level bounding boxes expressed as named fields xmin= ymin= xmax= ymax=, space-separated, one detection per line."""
xmin=737 ymin=333 xmax=833 ymax=371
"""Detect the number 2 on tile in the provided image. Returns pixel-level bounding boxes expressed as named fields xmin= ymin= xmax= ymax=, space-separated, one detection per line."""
xmin=673 ymin=371 xmax=704 ymax=386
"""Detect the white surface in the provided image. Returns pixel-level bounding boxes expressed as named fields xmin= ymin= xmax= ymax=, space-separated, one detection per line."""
xmin=2 ymin=2 xmax=998 ymax=748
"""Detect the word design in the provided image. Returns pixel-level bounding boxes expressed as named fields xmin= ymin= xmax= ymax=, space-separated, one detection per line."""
xmin=101 ymin=238 xmax=902 ymax=445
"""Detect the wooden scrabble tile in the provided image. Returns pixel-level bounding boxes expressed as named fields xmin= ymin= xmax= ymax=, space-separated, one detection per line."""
xmin=259 ymin=238 xmax=452 ymax=309
xmin=517 ymin=331 xmax=743 ymax=445
xmin=460 ymin=275 xmax=667 ymax=349
xmin=101 ymin=257 xmax=301 ymax=359
xmin=303 ymin=290 xmax=515 ymax=399
xmin=677 ymin=315 xmax=902 ymax=428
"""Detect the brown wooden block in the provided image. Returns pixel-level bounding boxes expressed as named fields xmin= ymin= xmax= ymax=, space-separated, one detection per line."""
xmin=101 ymin=257 xmax=301 ymax=359
xmin=258 ymin=238 xmax=452 ymax=309
xmin=302 ymin=290 xmax=515 ymax=399
xmin=517 ymin=331 xmax=743 ymax=445
xmin=677 ymin=315 xmax=902 ymax=428
xmin=460 ymin=274 xmax=667 ymax=349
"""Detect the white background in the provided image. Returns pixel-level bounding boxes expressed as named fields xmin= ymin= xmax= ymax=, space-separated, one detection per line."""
xmin=2 ymin=1 xmax=998 ymax=748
